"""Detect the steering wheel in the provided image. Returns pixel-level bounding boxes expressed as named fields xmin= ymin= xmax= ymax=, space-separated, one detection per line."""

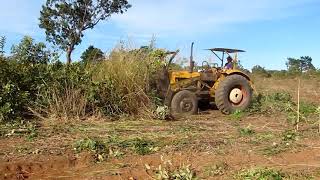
xmin=202 ymin=61 xmax=210 ymax=71
xmin=211 ymin=63 xmax=219 ymax=68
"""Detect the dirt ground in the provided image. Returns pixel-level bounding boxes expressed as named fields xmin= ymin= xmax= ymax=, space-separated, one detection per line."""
xmin=1 ymin=77 xmax=320 ymax=180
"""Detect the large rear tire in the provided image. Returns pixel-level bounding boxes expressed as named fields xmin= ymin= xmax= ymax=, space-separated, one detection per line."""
xmin=215 ymin=75 xmax=252 ymax=114
xmin=171 ymin=90 xmax=198 ymax=117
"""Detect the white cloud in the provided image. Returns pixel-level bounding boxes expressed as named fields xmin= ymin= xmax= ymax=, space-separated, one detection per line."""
xmin=111 ymin=0 xmax=316 ymax=37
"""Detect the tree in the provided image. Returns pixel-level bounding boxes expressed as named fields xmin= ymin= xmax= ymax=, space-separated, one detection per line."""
xmin=300 ymin=56 xmax=315 ymax=72
xmin=286 ymin=56 xmax=315 ymax=73
xmin=0 ymin=36 xmax=5 ymax=56
xmin=81 ymin=45 xmax=104 ymax=64
xmin=39 ymin=0 xmax=131 ymax=64
xmin=251 ymin=65 xmax=271 ymax=77
xmin=286 ymin=57 xmax=301 ymax=73
xmin=11 ymin=36 xmax=52 ymax=64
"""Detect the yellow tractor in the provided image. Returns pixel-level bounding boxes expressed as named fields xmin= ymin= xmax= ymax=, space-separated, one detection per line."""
xmin=157 ymin=43 xmax=254 ymax=116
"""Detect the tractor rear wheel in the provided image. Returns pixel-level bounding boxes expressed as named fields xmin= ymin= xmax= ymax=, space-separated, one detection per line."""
xmin=171 ymin=90 xmax=198 ymax=117
xmin=215 ymin=75 xmax=252 ymax=114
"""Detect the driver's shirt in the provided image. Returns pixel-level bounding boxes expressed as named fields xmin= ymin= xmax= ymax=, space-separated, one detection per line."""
xmin=225 ymin=63 xmax=233 ymax=69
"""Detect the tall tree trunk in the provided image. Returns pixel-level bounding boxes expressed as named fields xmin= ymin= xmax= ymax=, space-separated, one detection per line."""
xmin=66 ymin=46 xmax=73 ymax=64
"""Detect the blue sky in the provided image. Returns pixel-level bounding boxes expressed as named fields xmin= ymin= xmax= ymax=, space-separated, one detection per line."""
xmin=0 ymin=0 xmax=319 ymax=70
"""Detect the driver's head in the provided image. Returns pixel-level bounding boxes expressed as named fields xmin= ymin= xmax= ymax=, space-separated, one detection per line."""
xmin=227 ymin=56 xmax=233 ymax=62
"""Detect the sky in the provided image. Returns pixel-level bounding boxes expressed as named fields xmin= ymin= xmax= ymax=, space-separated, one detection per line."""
xmin=0 ymin=0 xmax=320 ymax=70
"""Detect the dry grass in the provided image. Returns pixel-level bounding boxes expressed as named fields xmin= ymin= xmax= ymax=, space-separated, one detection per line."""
xmin=32 ymin=82 xmax=88 ymax=120
xmin=91 ymin=49 xmax=160 ymax=117
xmin=253 ymin=76 xmax=320 ymax=104
xmin=29 ymin=47 xmax=163 ymax=120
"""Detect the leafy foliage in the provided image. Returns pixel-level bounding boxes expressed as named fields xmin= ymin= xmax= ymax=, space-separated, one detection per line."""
xmin=235 ymin=167 xmax=285 ymax=180
xmin=154 ymin=164 xmax=197 ymax=180
xmin=0 ymin=37 xmax=55 ymax=122
xmin=0 ymin=36 xmax=5 ymax=55
xmin=39 ymin=0 xmax=131 ymax=63
xmin=10 ymin=36 xmax=54 ymax=64
xmin=203 ymin=162 xmax=229 ymax=177
xmin=74 ymin=138 xmax=108 ymax=162
xmin=286 ymin=56 xmax=315 ymax=74
xmin=81 ymin=45 xmax=104 ymax=64
xmin=131 ymin=138 xmax=155 ymax=155
xmin=239 ymin=126 xmax=255 ymax=136
xmin=251 ymin=65 xmax=271 ymax=78
xmin=247 ymin=92 xmax=295 ymax=115
xmin=1 ymin=36 xmax=166 ymax=122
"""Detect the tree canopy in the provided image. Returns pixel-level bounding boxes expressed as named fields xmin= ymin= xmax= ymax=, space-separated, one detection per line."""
xmin=286 ymin=56 xmax=315 ymax=73
xmin=81 ymin=45 xmax=104 ymax=64
xmin=11 ymin=36 xmax=53 ymax=64
xmin=39 ymin=0 xmax=131 ymax=64
xmin=0 ymin=36 xmax=5 ymax=56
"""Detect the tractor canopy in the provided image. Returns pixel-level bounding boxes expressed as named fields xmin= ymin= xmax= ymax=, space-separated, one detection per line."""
xmin=207 ymin=48 xmax=245 ymax=53
xmin=206 ymin=48 xmax=246 ymax=67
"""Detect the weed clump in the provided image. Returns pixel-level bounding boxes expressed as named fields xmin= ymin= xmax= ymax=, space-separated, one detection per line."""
xmin=203 ymin=162 xmax=229 ymax=177
xmin=74 ymin=136 xmax=159 ymax=162
xmin=235 ymin=167 xmax=285 ymax=180
xmin=131 ymin=138 xmax=156 ymax=155
xmin=247 ymin=92 xmax=319 ymax=127
xmin=74 ymin=138 xmax=108 ymax=162
xmin=230 ymin=110 xmax=245 ymax=120
xmin=247 ymin=92 xmax=295 ymax=114
xmin=152 ymin=164 xmax=197 ymax=180
xmin=261 ymin=130 xmax=300 ymax=156
xmin=239 ymin=126 xmax=255 ymax=136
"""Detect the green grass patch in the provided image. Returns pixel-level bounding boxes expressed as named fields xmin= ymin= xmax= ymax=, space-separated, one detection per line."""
xmin=203 ymin=162 xmax=229 ymax=177
xmin=230 ymin=110 xmax=245 ymax=120
xmin=239 ymin=126 xmax=255 ymax=136
xmin=235 ymin=167 xmax=285 ymax=180
xmin=74 ymin=135 xmax=160 ymax=162
xmin=260 ymin=130 xmax=300 ymax=156
xmin=250 ymin=132 xmax=275 ymax=145
xmin=153 ymin=164 xmax=197 ymax=180
xmin=247 ymin=92 xmax=295 ymax=115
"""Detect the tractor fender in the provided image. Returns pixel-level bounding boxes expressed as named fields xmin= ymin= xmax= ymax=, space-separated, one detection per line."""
xmin=223 ymin=70 xmax=251 ymax=81
xmin=211 ymin=70 xmax=254 ymax=97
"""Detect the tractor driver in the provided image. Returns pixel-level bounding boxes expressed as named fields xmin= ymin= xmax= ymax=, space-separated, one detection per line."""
xmin=224 ymin=56 xmax=233 ymax=69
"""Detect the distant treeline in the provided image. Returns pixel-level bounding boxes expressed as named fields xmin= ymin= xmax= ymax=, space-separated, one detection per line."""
xmin=251 ymin=56 xmax=320 ymax=78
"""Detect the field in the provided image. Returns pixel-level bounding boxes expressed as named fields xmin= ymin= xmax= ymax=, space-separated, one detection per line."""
xmin=0 ymin=76 xmax=320 ymax=180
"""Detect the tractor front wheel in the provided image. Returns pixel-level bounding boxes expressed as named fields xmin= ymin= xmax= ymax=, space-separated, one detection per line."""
xmin=171 ymin=90 xmax=198 ymax=117
xmin=215 ymin=75 xmax=252 ymax=114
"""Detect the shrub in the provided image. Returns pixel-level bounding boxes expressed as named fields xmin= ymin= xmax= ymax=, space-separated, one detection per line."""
xmin=1 ymin=37 xmax=166 ymax=122
xmin=247 ymin=92 xmax=295 ymax=115
xmin=252 ymin=65 xmax=271 ymax=78
xmin=33 ymin=63 xmax=92 ymax=119
xmin=0 ymin=58 xmax=49 ymax=122
xmin=80 ymin=45 xmax=104 ymax=64
xmin=89 ymin=48 xmax=163 ymax=117
xmin=0 ymin=36 xmax=57 ymax=122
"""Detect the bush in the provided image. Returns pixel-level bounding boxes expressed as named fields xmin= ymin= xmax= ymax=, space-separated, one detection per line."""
xmin=89 ymin=48 xmax=163 ymax=117
xmin=0 ymin=57 xmax=50 ymax=122
xmin=34 ymin=63 xmax=92 ymax=119
xmin=252 ymin=65 xmax=271 ymax=78
xmin=1 ymin=42 xmax=165 ymax=122
xmin=247 ymin=92 xmax=295 ymax=115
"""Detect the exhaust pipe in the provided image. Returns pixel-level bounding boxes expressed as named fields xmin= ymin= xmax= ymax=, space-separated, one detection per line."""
xmin=190 ymin=42 xmax=195 ymax=73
